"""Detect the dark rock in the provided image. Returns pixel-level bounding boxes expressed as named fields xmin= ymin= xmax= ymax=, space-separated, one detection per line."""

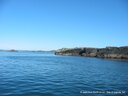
xmin=9 ymin=49 xmax=18 ymax=52
xmin=55 ymin=46 xmax=128 ymax=59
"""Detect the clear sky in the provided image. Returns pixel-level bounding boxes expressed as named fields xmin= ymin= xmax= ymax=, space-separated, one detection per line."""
xmin=0 ymin=0 xmax=128 ymax=50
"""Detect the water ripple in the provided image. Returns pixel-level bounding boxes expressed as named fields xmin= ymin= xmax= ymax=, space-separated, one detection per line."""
xmin=0 ymin=52 xmax=128 ymax=96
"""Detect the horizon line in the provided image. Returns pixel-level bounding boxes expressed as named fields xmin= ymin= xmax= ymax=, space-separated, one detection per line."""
xmin=0 ymin=45 xmax=128 ymax=51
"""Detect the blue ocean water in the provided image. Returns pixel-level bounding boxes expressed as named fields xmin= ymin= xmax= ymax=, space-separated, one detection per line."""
xmin=0 ymin=51 xmax=128 ymax=96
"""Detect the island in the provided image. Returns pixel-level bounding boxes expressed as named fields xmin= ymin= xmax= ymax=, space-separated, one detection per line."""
xmin=55 ymin=46 xmax=128 ymax=59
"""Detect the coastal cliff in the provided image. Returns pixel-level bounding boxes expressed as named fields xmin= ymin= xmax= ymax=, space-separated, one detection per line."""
xmin=55 ymin=46 xmax=128 ymax=59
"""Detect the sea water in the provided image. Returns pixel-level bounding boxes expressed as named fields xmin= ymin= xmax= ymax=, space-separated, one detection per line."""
xmin=0 ymin=51 xmax=128 ymax=96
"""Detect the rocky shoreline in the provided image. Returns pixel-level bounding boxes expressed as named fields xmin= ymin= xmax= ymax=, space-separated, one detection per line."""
xmin=55 ymin=46 xmax=128 ymax=59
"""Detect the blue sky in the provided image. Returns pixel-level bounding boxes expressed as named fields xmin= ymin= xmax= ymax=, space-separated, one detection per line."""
xmin=0 ymin=0 xmax=128 ymax=50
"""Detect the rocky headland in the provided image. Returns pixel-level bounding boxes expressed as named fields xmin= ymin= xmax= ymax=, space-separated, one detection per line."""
xmin=55 ymin=46 xmax=128 ymax=59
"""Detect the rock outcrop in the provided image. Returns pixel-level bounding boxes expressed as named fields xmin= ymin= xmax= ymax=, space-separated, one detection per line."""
xmin=8 ymin=49 xmax=18 ymax=52
xmin=55 ymin=46 xmax=128 ymax=59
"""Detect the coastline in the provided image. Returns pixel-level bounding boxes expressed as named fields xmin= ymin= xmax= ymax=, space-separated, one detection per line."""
xmin=55 ymin=46 xmax=128 ymax=59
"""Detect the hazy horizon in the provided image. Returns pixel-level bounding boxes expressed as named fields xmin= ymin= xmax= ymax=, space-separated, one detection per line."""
xmin=0 ymin=0 xmax=128 ymax=50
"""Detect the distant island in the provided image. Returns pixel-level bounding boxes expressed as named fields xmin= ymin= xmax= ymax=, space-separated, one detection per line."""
xmin=55 ymin=46 xmax=128 ymax=59
xmin=0 ymin=49 xmax=55 ymax=53
xmin=0 ymin=49 xmax=18 ymax=52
